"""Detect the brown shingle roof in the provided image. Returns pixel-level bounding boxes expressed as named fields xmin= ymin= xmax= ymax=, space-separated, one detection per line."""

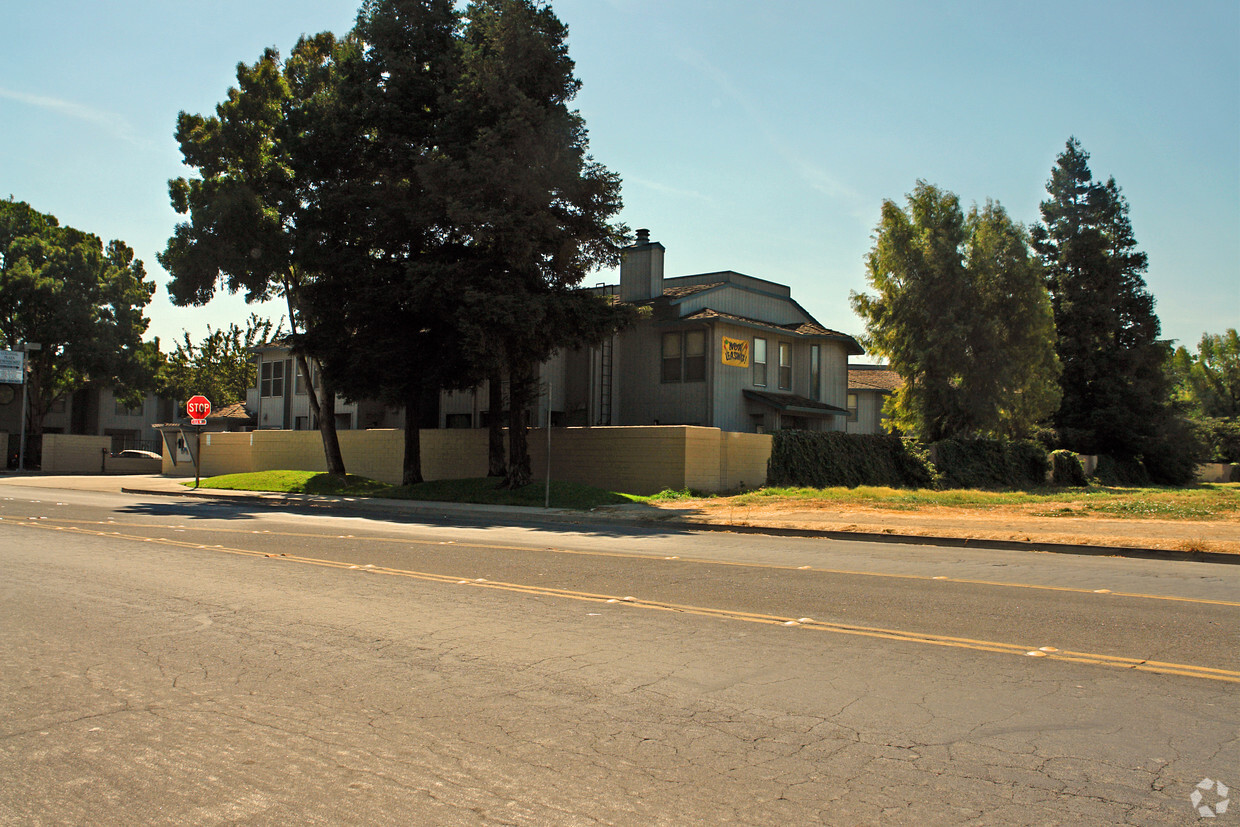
xmin=848 ymin=366 xmax=902 ymax=392
xmin=678 ymin=308 xmax=863 ymax=352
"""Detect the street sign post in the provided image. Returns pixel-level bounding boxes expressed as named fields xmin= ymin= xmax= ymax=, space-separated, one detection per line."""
xmin=185 ymin=395 xmax=211 ymax=487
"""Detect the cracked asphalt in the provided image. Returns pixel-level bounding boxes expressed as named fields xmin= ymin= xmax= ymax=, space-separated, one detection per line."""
xmin=1 ymin=481 xmax=1236 ymax=825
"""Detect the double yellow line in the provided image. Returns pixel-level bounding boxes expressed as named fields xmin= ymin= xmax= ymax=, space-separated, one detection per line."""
xmin=7 ymin=517 xmax=1239 ymax=684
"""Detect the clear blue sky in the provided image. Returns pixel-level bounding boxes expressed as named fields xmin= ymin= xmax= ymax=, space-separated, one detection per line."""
xmin=2 ymin=1 xmax=1237 ymax=355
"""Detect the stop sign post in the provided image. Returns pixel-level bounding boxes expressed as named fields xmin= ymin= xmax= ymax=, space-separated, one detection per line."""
xmin=187 ymin=395 xmax=211 ymax=425
xmin=185 ymin=395 xmax=210 ymax=488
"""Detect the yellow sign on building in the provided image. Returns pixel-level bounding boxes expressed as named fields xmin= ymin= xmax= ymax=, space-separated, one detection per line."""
xmin=721 ymin=336 xmax=750 ymax=367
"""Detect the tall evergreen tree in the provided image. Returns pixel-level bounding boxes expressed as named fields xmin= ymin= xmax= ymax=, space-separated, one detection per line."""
xmin=1031 ymin=138 xmax=1191 ymax=481
xmin=852 ymin=182 xmax=1059 ymax=442
xmin=299 ymin=0 xmax=464 ymax=486
xmin=437 ymin=0 xmax=632 ymax=487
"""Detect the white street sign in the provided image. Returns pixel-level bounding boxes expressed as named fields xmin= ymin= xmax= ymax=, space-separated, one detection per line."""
xmin=0 ymin=350 xmax=23 ymax=384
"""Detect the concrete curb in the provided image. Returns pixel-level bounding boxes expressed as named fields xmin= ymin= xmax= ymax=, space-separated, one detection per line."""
xmin=120 ymin=485 xmax=1240 ymax=567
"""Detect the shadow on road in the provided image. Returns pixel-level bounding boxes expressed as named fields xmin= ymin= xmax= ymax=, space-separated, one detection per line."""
xmin=115 ymin=496 xmax=704 ymax=539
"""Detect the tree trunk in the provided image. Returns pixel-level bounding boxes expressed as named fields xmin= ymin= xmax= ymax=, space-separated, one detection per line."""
xmin=402 ymin=384 xmax=423 ymax=486
xmin=503 ymin=359 xmax=533 ymax=489
xmin=487 ymin=369 xmax=505 ymax=477
xmin=316 ymin=366 xmax=347 ymax=476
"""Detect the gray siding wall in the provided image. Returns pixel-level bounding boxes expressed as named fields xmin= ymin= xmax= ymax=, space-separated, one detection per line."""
xmin=675 ymin=286 xmax=811 ymax=326
xmin=846 ymin=390 xmax=888 ymax=435
xmin=614 ymin=321 xmax=710 ymax=426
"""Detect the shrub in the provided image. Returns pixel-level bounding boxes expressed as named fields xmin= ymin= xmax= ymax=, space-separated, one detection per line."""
xmin=1092 ymin=454 xmax=1150 ymax=486
xmin=932 ymin=437 xmax=1049 ymax=490
xmin=767 ymin=431 xmax=935 ymax=489
xmin=1050 ymin=450 xmax=1087 ymax=487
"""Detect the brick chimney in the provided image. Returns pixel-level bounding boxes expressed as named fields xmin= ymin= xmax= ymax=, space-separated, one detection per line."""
xmin=619 ymin=228 xmax=665 ymax=302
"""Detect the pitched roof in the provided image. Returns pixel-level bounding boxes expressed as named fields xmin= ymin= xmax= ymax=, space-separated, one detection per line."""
xmin=848 ymin=365 xmax=903 ymax=392
xmin=678 ymin=308 xmax=864 ymax=353
xmin=208 ymin=402 xmax=255 ymax=421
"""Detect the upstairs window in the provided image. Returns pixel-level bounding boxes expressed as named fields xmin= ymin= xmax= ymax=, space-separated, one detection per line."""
xmin=753 ymin=338 xmax=768 ymax=387
xmin=260 ymin=360 xmax=285 ymax=398
xmin=661 ymin=332 xmax=682 ymax=382
xmin=809 ymin=345 xmax=821 ymax=401
xmin=848 ymin=393 xmax=859 ymax=422
xmin=778 ymin=342 xmax=792 ymax=390
xmin=662 ymin=330 xmax=706 ymax=383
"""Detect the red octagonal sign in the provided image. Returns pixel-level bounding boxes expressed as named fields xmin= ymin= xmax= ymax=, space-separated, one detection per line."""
xmin=186 ymin=395 xmax=211 ymax=423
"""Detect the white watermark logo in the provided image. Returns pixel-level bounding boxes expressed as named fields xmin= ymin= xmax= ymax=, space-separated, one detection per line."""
xmin=1192 ymin=778 xmax=1230 ymax=819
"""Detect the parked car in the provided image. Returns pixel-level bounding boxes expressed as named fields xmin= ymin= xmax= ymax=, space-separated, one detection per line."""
xmin=116 ymin=449 xmax=161 ymax=460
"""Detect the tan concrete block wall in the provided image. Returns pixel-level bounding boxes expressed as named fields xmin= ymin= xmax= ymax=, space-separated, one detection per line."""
xmin=684 ymin=427 xmax=723 ymax=492
xmin=719 ymin=432 xmax=772 ymax=490
xmin=163 ymin=425 xmax=761 ymax=496
xmin=42 ymin=434 xmax=111 ymax=474
xmin=1197 ymin=463 xmax=1239 ymax=483
xmin=528 ymin=426 xmax=691 ymax=495
xmin=103 ymin=456 xmax=162 ymax=475
xmin=201 ymin=433 xmax=259 ymax=477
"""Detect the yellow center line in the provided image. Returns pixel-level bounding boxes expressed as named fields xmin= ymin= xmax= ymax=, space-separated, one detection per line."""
xmin=5 ymin=515 xmax=1238 ymax=609
xmin=6 ymin=518 xmax=1239 ymax=684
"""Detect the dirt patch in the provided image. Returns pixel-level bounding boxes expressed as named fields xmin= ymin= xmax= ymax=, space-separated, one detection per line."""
xmin=644 ymin=497 xmax=1240 ymax=555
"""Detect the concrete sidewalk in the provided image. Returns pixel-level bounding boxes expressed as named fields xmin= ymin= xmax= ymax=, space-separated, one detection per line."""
xmin=1 ymin=473 xmax=1236 ymax=564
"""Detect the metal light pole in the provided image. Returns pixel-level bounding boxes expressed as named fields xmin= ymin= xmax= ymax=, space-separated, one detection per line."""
xmin=17 ymin=342 xmax=40 ymax=472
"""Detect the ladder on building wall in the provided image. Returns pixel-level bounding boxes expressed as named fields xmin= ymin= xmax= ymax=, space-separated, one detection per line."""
xmin=599 ymin=335 xmax=614 ymax=425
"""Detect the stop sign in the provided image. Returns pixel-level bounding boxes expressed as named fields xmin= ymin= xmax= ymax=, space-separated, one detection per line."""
xmin=186 ymin=395 xmax=211 ymax=422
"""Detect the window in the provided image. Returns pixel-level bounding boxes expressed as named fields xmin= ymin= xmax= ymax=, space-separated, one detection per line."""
xmin=445 ymin=413 xmax=473 ymax=429
xmin=847 ymin=393 xmax=859 ymax=422
xmin=809 ymin=345 xmax=821 ymax=401
xmin=778 ymin=342 xmax=792 ymax=390
xmin=661 ymin=332 xmax=682 ymax=382
xmin=260 ymin=360 xmax=285 ymax=398
xmin=753 ymin=338 xmax=767 ymax=387
xmin=684 ymin=330 xmax=705 ymax=382
xmin=293 ymin=360 xmax=320 ymax=395
xmin=661 ymin=330 xmax=706 ymax=383
xmin=114 ymin=398 xmax=143 ymax=416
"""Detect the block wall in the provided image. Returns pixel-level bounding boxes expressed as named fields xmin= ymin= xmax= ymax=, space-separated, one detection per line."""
xmin=42 ymin=434 xmax=111 ymax=474
xmin=165 ymin=426 xmax=772 ymax=495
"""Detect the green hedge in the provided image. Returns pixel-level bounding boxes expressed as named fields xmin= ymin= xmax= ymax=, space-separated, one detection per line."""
xmin=767 ymin=431 xmax=935 ymax=489
xmin=932 ymin=437 xmax=1049 ymax=490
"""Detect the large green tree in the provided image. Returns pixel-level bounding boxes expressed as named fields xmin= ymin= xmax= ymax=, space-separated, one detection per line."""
xmin=851 ymin=182 xmax=1060 ymax=442
xmin=160 ymin=33 xmax=354 ymax=474
xmin=307 ymin=0 xmax=632 ymax=487
xmin=0 ymin=198 xmax=157 ymax=456
xmin=159 ymin=314 xmax=280 ymax=408
xmin=298 ymin=0 xmax=470 ymax=486
xmin=1030 ymin=138 xmax=1192 ymax=482
xmin=1169 ymin=329 xmax=1240 ymax=463
xmin=1171 ymin=329 xmax=1240 ymax=420
xmin=436 ymin=0 xmax=632 ymax=488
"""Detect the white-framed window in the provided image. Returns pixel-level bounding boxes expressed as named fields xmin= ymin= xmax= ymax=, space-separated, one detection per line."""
xmin=847 ymin=393 xmax=859 ymax=422
xmin=753 ymin=338 xmax=768 ymax=387
xmin=778 ymin=342 xmax=792 ymax=390
xmin=260 ymin=360 xmax=285 ymax=398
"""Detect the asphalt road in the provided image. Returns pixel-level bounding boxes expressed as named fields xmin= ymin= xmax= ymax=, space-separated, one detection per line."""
xmin=1 ymin=483 xmax=1237 ymax=825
